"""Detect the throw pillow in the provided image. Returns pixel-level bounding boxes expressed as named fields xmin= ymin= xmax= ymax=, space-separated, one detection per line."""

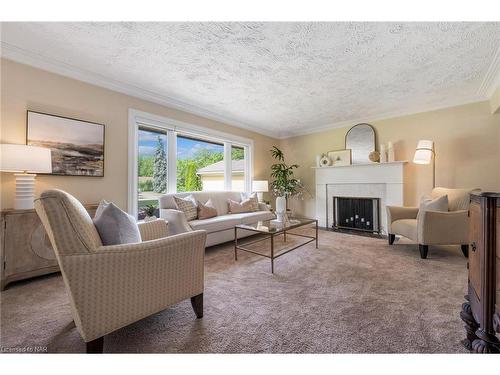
xmin=93 ymin=200 xmax=141 ymax=246
xmin=228 ymin=198 xmax=254 ymax=214
xmin=197 ymin=199 xmax=217 ymax=220
xmin=417 ymin=194 xmax=449 ymax=222
xmin=240 ymin=192 xmax=259 ymax=211
xmin=174 ymin=195 xmax=198 ymax=221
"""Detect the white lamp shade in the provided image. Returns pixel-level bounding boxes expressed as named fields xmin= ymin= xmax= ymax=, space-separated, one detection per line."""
xmin=252 ymin=180 xmax=269 ymax=192
xmin=0 ymin=144 xmax=52 ymax=173
xmin=413 ymin=140 xmax=434 ymax=165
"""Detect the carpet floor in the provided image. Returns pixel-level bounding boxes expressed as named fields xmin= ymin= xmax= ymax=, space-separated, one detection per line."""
xmin=0 ymin=228 xmax=469 ymax=353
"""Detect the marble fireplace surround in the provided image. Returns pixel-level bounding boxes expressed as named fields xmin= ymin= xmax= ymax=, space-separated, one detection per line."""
xmin=314 ymin=161 xmax=406 ymax=234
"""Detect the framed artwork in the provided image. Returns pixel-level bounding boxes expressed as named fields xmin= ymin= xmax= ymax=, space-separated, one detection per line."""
xmin=26 ymin=111 xmax=105 ymax=177
xmin=327 ymin=149 xmax=352 ymax=167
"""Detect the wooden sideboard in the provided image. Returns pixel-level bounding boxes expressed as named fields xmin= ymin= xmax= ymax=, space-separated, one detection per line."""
xmin=460 ymin=192 xmax=500 ymax=353
xmin=0 ymin=204 xmax=97 ymax=290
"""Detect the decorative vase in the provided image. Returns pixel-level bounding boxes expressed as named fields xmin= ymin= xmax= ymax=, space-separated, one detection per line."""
xmin=275 ymin=196 xmax=287 ymax=222
xmin=144 ymin=215 xmax=156 ymax=222
xmin=387 ymin=141 xmax=395 ymax=162
xmin=319 ymin=155 xmax=331 ymax=167
xmin=379 ymin=144 xmax=387 ymax=163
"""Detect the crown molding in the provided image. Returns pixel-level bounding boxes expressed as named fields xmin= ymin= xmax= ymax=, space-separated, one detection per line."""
xmin=0 ymin=42 xmax=280 ymax=139
xmin=278 ymin=95 xmax=486 ymax=139
xmin=477 ymin=45 xmax=500 ymax=99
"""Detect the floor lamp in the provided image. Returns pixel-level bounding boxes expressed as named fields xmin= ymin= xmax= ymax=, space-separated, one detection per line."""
xmin=413 ymin=140 xmax=435 ymax=188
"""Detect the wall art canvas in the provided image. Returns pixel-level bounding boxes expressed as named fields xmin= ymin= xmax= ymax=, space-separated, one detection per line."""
xmin=327 ymin=149 xmax=352 ymax=167
xmin=27 ymin=111 xmax=105 ymax=176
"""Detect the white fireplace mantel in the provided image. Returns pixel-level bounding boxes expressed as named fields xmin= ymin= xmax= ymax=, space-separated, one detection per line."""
xmin=314 ymin=161 xmax=407 ymax=233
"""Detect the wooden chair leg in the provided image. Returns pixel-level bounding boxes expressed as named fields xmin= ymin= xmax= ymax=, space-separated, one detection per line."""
xmin=191 ymin=293 xmax=204 ymax=319
xmin=86 ymin=336 xmax=104 ymax=353
xmin=461 ymin=244 xmax=469 ymax=258
xmin=388 ymin=234 xmax=395 ymax=245
xmin=419 ymin=244 xmax=429 ymax=259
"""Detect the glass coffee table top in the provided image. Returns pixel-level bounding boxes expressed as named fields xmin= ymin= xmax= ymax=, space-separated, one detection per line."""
xmin=235 ymin=217 xmax=316 ymax=234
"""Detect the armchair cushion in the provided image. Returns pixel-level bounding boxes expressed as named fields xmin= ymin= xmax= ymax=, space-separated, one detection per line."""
xmin=391 ymin=219 xmax=418 ymax=242
xmin=416 ymin=194 xmax=448 ymax=222
xmin=93 ymin=200 xmax=141 ymax=246
xmin=431 ymin=187 xmax=478 ymax=211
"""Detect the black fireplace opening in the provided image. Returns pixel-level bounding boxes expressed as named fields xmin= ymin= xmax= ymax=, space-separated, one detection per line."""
xmin=332 ymin=196 xmax=380 ymax=233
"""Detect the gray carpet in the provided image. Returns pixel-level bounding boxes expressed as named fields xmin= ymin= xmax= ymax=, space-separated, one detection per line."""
xmin=0 ymin=228 xmax=469 ymax=353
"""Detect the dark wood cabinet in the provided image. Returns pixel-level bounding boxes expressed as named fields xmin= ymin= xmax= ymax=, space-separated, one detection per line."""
xmin=460 ymin=192 xmax=500 ymax=353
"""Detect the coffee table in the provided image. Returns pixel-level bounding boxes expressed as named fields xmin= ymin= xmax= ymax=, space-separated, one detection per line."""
xmin=234 ymin=218 xmax=318 ymax=273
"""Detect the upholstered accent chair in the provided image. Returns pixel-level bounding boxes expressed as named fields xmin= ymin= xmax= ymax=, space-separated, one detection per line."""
xmin=386 ymin=187 xmax=478 ymax=259
xmin=34 ymin=189 xmax=206 ymax=353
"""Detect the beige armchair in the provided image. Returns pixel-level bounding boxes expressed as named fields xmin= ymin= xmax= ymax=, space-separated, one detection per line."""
xmin=34 ymin=189 xmax=206 ymax=353
xmin=386 ymin=187 xmax=478 ymax=259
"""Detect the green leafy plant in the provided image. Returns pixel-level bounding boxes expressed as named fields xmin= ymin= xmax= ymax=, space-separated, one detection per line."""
xmin=269 ymin=146 xmax=305 ymax=199
xmin=141 ymin=204 xmax=157 ymax=217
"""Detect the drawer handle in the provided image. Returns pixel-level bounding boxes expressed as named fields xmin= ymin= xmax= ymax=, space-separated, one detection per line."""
xmin=471 ymin=241 xmax=477 ymax=252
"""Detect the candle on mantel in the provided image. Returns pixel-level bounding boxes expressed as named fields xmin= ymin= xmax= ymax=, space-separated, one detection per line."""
xmin=387 ymin=141 xmax=395 ymax=162
xmin=380 ymin=144 xmax=387 ymax=163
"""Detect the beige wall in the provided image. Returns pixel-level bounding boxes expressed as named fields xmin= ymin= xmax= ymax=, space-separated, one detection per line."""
xmin=0 ymin=59 xmax=279 ymax=210
xmin=280 ymin=101 xmax=500 ymax=218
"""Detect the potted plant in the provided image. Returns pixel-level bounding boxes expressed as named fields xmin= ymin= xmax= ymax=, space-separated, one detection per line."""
xmin=269 ymin=146 xmax=308 ymax=222
xmin=141 ymin=204 xmax=158 ymax=222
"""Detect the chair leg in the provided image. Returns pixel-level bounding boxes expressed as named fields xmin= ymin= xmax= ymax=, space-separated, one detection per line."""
xmin=461 ymin=244 xmax=469 ymax=258
xmin=419 ymin=244 xmax=429 ymax=259
xmin=388 ymin=234 xmax=395 ymax=245
xmin=191 ymin=293 xmax=203 ymax=319
xmin=86 ymin=336 xmax=104 ymax=353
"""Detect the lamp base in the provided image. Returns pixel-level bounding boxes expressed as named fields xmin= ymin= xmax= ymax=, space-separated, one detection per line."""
xmin=14 ymin=173 xmax=37 ymax=210
xmin=256 ymin=192 xmax=264 ymax=202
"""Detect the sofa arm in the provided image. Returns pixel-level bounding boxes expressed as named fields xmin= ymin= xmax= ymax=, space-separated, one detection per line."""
xmin=63 ymin=230 xmax=206 ymax=342
xmin=386 ymin=206 xmax=419 ymax=233
xmin=160 ymin=209 xmax=192 ymax=235
xmin=138 ymin=218 xmax=168 ymax=241
xmin=418 ymin=210 xmax=469 ymax=245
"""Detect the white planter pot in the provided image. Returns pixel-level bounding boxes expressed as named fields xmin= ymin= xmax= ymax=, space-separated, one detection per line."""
xmin=275 ymin=196 xmax=287 ymax=222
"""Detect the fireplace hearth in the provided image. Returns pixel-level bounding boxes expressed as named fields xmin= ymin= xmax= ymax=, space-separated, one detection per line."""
xmin=332 ymin=196 xmax=380 ymax=234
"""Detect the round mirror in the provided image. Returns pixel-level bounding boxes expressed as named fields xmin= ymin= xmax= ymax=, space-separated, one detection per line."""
xmin=345 ymin=123 xmax=376 ymax=164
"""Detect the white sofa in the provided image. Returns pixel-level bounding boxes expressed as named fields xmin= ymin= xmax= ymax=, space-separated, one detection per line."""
xmin=159 ymin=191 xmax=275 ymax=247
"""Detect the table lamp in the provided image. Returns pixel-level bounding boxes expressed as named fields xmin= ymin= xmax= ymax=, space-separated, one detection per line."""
xmin=0 ymin=144 xmax=52 ymax=209
xmin=252 ymin=180 xmax=269 ymax=202
xmin=413 ymin=140 xmax=435 ymax=188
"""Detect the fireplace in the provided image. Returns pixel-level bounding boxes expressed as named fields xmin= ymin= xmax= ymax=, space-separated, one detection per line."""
xmin=332 ymin=196 xmax=380 ymax=233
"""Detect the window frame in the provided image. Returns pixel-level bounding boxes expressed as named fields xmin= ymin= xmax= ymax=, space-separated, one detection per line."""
xmin=128 ymin=109 xmax=254 ymax=217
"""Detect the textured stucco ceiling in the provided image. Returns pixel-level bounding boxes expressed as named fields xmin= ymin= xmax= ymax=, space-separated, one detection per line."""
xmin=2 ymin=22 xmax=500 ymax=138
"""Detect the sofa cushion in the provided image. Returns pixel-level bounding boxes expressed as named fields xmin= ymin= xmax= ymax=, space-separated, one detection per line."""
xmin=240 ymin=192 xmax=259 ymax=211
xmin=93 ymin=200 xmax=141 ymax=246
xmin=160 ymin=191 xmax=242 ymax=215
xmin=392 ymin=219 xmax=418 ymax=242
xmin=197 ymin=199 xmax=217 ymax=220
xmin=228 ymin=198 xmax=256 ymax=213
xmin=230 ymin=211 xmax=275 ymax=224
xmin=189 ymin=215 xmax=242 ymax=233
xmin=174 ymin=195 xmax=198 ymax=221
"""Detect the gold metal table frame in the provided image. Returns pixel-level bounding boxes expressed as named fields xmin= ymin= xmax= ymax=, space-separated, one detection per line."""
xmin=234 ymin=218 xmax=319 ymax=273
